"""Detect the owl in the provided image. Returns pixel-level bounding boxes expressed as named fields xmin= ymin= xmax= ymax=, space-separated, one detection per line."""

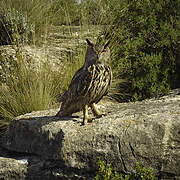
xmin=56 ymin=39 xmax=112 ymax=125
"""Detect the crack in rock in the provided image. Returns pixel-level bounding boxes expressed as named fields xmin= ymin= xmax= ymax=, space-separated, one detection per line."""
xmin=117 ymin=140 xmax=127 ymax=173
xmin=129 ymin=142 xmax=136 ymax=158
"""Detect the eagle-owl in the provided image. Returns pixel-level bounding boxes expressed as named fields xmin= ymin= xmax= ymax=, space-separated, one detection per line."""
xmin=56 ymin=39 xmax=112 ymax=125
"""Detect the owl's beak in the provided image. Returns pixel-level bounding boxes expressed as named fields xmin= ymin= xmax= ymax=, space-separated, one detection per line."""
xmin=99 ymin=51 xmax=106 ymax=60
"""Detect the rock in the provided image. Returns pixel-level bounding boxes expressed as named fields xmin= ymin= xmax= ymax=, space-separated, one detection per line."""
xmin=1 ymin=89 xmax=180 ymax=179
xmin=0 ymin=157 xmax=27 ymax=180
xmin=0 ymin=146 xmax=90 ymax=180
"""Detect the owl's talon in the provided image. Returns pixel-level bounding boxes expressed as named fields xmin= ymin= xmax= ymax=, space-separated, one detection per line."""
xmin=95 ymin=114 xmax=102 ymax=118
xmin=87 ymin=118 xmax=93 ymax=123
xmin=82 ymin=118 xmax=93 ymax=125
xmin=81 ymin=121 xmax=86 ymax=126
xmin=91 ymin=103 xmax=104 ymax=119
xmin=82 ymin=105 xmax=90 ymax=125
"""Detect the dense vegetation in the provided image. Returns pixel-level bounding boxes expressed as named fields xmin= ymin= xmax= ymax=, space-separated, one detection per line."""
xmin=102 ymin=0 xmax=180 ymax=100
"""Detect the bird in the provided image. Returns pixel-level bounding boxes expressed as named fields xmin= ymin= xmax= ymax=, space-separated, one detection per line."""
xmin=56 ymin=38 xmax=112 ymax=125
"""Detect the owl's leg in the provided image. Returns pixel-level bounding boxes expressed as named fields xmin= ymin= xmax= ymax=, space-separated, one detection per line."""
xmin=91 ymin=103 xmax=102 ymax=118
xmin=82 ymin=104 xmax=89 ymax=125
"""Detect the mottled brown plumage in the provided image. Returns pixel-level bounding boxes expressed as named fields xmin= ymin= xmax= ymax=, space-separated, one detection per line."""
xmin=56 ymin=39 xmax=112 ymax=125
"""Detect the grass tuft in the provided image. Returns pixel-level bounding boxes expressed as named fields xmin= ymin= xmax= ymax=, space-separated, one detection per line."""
xmin=94 ymin=157 xmax=158 ymax=180
xmin=0 ymin=49 xmax=53 ymax=119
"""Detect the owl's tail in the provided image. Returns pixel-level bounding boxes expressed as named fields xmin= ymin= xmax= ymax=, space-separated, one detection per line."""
xmin=58 ymin=91 xmax=68 ymax=102
xmin=55 ymin=110 xmax=63 ymax=117
xmin=55 ymin=103 xmax=72 ymax=117
xmin=55 ymin=110 xmax=73 ymax=118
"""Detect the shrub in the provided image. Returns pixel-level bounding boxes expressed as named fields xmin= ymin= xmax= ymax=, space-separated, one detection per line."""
xmin=102 ymin=0 xmax=180 ymax=101
xmin=0 ymin=8 xmax=34 ymax=45
xmin=94 ymin=158 xmax=158 ymax=180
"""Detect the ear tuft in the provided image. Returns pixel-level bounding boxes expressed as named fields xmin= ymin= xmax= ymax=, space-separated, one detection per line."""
xmin=103 ymin=40 xmax=110 ymax=50
xmin=86 ymin=39 xmax=94 ymax=46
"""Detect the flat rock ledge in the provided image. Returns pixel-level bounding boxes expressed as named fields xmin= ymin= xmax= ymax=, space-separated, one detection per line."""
xmin=0 ymin=89 xmax=180 ymax=180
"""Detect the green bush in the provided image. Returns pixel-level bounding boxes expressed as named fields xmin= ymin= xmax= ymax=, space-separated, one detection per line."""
xmin=94 ymin=158 xmax=158 ymax=180
xmin=102 ymin=0 xmax=180 ymax=101
xmin=0 ymin=8 xmax=34 ymax=45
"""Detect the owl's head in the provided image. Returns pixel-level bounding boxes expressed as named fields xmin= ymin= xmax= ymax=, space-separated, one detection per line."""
xmin=98 ymin=40 xmax=111 ymax=65
xmin=84 ymin=39 xmax=111 ymax=69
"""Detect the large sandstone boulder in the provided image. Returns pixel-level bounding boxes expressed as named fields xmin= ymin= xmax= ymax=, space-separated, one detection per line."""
xmin=0 ymin=89 xmax=180 ymax=179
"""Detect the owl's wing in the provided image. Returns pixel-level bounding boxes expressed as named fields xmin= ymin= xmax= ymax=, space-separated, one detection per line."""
xmin=61 ymin=67 xmax=93 ymax=102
